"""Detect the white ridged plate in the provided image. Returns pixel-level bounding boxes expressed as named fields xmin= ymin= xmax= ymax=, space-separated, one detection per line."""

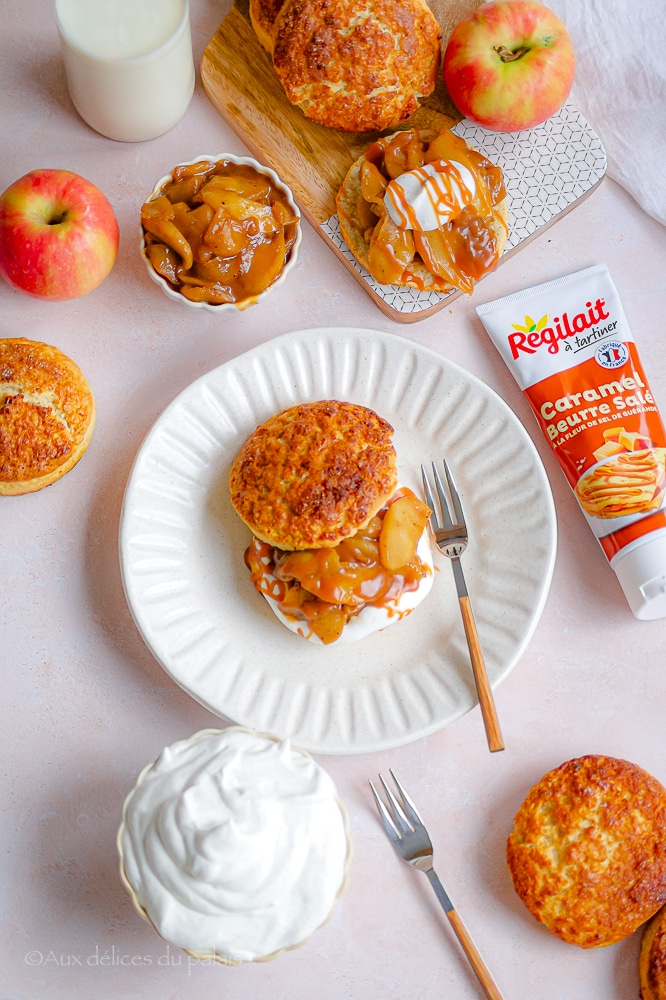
xmin=119 ymin=327 xmax=557 ymax=754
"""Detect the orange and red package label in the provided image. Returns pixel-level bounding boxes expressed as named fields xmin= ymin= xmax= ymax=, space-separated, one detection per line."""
xmin=477 ymin=263 xmax=666 ymax=612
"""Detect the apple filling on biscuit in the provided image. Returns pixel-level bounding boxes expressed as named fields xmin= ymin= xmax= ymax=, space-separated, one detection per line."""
xmin=245 ymin=488 xmax=432 ymax=645
xmin=336 ymin=127 xmax=508 ymax=295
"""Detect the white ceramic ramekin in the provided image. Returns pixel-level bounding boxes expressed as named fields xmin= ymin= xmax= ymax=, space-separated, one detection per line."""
xmin=117 ymin=726 xmax=351 ymax=964
xmin=140 ymin=154 xmax=302 ymax=313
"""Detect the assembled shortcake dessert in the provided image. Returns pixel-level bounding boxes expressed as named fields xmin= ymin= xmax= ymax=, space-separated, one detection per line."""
xmin=229 ymin=399 xmax=434 ymax=644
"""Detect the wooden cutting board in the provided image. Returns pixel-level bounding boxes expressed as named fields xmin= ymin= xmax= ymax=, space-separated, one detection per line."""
xmin=200 ymin=0 xmax=476 ymax=220
xmin=200 ymin=0 xmax=606 ymax=322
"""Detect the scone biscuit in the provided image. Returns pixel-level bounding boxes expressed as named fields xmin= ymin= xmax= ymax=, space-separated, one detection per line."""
xmin=336 ymin=128 xmax=508 ymax=293
xmin=641 ymin=905 xmax=666 ymax=999
xmin=249 ymin=0 xmax=286 ymax=54
xmin=0 ymin=338 xmax=95 ymax=496
xmin=271 ymin=0 xmax=441 ymax=133
xmin=229 ymin=399 xmax=397 ymax=550
xmin=506 ymin=755 xmax=666 ymax=949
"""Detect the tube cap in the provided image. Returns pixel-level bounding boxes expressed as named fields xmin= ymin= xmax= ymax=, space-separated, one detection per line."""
xmin=611 ymin=532 xmax=666 ymax=620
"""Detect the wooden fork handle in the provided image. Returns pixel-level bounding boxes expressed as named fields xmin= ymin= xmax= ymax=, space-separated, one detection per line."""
xmin=458 ymin=595 xmax=504 ymax=752
xmin=425 ymin=869 xmax=504 ymax=1000
xmin=446 ymin=908 xmax=505 ymax=1000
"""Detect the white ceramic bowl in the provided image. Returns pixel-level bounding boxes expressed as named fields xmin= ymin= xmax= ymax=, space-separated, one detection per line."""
xmin=117 ymin=726 xmax=351 ymax=964
xmin=140 ymin=154 xmax=302 ymax=313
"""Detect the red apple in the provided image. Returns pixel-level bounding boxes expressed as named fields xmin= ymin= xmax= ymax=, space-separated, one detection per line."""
xmin=0 ymin=168 xmax=119 ymax=300
xmin=443 ymin=1 xmax=576 ymax=132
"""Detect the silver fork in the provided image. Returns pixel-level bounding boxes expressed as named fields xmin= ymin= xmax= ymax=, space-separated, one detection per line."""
xmin=421 ymin=460 xmax=504 ymax=752
xmin=369 ymin=770 xmax=505 ymax=1000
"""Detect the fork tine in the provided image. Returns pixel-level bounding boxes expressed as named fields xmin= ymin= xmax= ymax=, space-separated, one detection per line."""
xmin=442 ymin=460 xmax=465 ymax=527
xmin=431 ymin=462 xmax=454 ymax=530
xmin=368 ymin=779 xmax=401 ymax=843
xmin=388 ymin=769 xmax=425 ymax=831
xmin=378 ymin=773 xmax=414 ymax=836
xmin=420 ymin=465 xmax=440 ymax=531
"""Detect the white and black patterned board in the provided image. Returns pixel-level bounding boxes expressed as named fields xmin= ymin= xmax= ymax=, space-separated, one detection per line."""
xmin=321 ymin=105 xmax=607 ymax=321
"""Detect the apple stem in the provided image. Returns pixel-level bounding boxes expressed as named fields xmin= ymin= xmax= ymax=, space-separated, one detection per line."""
xmin=494 ymin=44 xmax=530 ymax=62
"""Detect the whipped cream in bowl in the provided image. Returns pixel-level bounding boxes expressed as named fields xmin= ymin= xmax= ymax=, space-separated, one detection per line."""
xmin=117 ymin=727 xmax=352 ymax=964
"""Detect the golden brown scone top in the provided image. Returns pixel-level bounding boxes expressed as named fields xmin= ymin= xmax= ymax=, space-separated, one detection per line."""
xmin=271 ymin=0 xmax=441 ymax=132
xmin=641 ymin=906 xmax=666 ymax=999
xmin=249 ymin=0 xmax=286 ymax=54
xmin=506 ymin=755 xmax=666 ymax=949
xmin=229 ymin=399 xmax=398 ymax=550
xmin=0 ymin=338 xmax=96 ymax=496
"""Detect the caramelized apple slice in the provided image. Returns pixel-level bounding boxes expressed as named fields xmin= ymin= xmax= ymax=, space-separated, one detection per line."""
xmin=308 ymin=604 xmax=348 ymax=645
xmin=239 ymin=230 xmax=287 ymax=295
xmin=200 ymin=187 xmax=277 ymax=235
xmin=172 ymin=160 xmax=215 ymax=183
xmin=203 ymin=212 xmax=249 ymax=257
xmin=146 ymin=243 xmax=180 ymax=284
xmin=361 ymin=160 xmax=388 ymax=206
xmin=280 ymin=541 xmax=396 ymax=608
xmin=171 ymin=202 xmax=214 ymax=251
xmin=367 ymin=213 xmax=415 ymax=285
xmin=336 ymin=533 xmax=381 ymax=565
xmin=179 ymin=282 xmax=235 ymax=304
xmin=141 ymin=207 xmax=194 ymax=269
xmin=142 ymin=194 xmax=174 ymax=220
xmin=413 ymin=228 xmax=474 ymax=294
xmin=272 ymin=203 xmax=300 ymax=256
xmin=275 ymin=548 xmax=364 ymax=608
xmin=202 ymin=173 xmax=272 ymax=201
xmin=356 ymin=195 xmax=378 ymax=235
xmin=423 ymin=130 xmax=471 ymax=166
xmin=379 ymin=493 xmax=431 ymax=571
xmin=271 ymin=198 xmax=299 ymax=230
xmin=191 ymin=256 xmax=238 ymax=285
xmin=382 ymin=130 xmax=425 ymax=179
xmin=164 ymin=174 xmax=207 ymax=205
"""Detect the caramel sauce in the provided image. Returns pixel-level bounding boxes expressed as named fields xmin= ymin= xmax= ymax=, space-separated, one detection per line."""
xmin=244 ymin=492 xmax=430 ymax=644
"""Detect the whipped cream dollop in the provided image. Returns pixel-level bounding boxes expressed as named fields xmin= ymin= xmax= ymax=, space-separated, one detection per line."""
xmin=384 ymin=159 xmax=476 ymax=232
xmin=119 ymin=728 xmax=350 ymax=962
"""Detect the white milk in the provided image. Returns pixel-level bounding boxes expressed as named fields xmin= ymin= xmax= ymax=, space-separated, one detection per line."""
xmin=55 ymin=0 xmax=195 ymax=142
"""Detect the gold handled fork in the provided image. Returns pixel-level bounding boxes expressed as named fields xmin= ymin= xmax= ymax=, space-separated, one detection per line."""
xmin=422 ymin=460 xmax=504 ymax=752
xmin=369 ymin=770 xmax=505 ymax=1000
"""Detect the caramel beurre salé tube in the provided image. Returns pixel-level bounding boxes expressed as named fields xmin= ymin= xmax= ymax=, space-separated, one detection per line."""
xmin=476 ymin=263 xmax=666 ymax=620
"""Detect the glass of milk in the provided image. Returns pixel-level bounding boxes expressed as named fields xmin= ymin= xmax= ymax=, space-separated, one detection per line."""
xmin=55 ymin=0 xmax=195 ymax=142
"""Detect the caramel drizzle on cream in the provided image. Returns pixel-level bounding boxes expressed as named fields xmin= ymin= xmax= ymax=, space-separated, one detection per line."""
xmin=385 ymin=160 xmax=475 ymax=232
